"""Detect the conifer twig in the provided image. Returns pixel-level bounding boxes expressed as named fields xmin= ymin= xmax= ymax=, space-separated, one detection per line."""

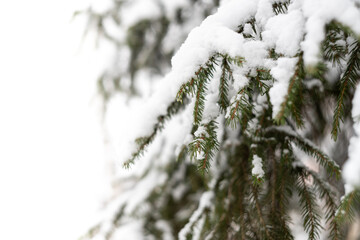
xmin=332 ymin=41 xmax=360 ymax=140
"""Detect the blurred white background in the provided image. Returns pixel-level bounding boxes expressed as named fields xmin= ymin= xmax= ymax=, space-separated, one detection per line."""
xmin=0 ymin=1 xmax=110 ymax=239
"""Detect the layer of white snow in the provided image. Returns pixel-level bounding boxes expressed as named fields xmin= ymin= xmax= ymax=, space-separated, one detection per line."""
xmin=252 ymin=154 xmax=265 ymax=178
xmin=263 ymin=9 xmax=304 ymax=57
xmin=269 ymin=57 xmax=298 ymax=118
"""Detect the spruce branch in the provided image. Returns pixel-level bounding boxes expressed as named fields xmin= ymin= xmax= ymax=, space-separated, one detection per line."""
xmin=323 ymin=23 xmax=347 ymax=66
xmin=232 ymin=146 xmax=252 ymax=240
xmin=217 ymin=54 xmax=244 ymax=113
xmin=296 ymin=172 xmax=322 ymax=240
xmin=259 ymin=145 xmax=295 ymax=240
xmin=272 ymin=0 xmax=290 ymax=15
xmin=124 ymin=101 xmax=184 ymax=168
xmin=254 ymin=68 xmax=272 ymax=94
xmin=335 ymin=189 xmax=360 ymax=224
xmin=272 ymin=150 xmax=295 ymax=240
xmin=251 ymin=185 xmax=273 ymax=240
xmin=265 ymin=126 xmax=341 ymax=178
xmin=296 ymin=165 xmax=341 ymax=240
xmin=194 ymin=76 xmax=207 ymax=126
xmin=332 ymin=41 xmax=360 ymax=140
xmin=188 ymin=121 xmax=219 ymax=173
xmin=177 ymin=77 xmax=198 ymax=103
xmin=176 ymin=56 xmax=217 ymax=125
xmin=218 ymin=57 xmax=232 ymax=112
xmin=225 ymin=87 xmax=253 ymax=129
xmin=312 ymin=174 xmax=341 ymax=240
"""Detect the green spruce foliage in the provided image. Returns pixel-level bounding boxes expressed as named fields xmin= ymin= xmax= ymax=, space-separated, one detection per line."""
xmin=82 ymin=0 xmax=360 ymax=239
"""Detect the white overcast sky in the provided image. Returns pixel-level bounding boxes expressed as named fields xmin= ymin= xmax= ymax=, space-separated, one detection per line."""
xmin=0 ymin=1 xmax=111 ymax=239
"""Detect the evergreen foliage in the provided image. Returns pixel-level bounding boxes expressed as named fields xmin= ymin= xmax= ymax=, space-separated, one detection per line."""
xmin=332 ymin=41 xmax=360 ymax=140
xmin=82 ymin=0 xmax=360 ymax=239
